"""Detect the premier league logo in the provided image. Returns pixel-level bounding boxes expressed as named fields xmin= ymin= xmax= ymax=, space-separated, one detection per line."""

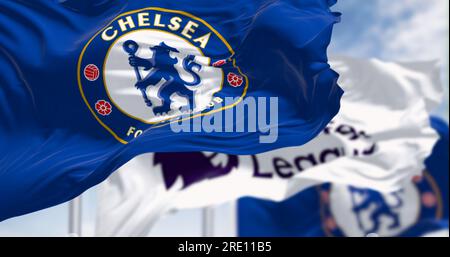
xmin=319 ymin=171 xmax=443 ymax=237
xmin=154 ymin=152 xmax=238 ymax=189
xmin=78 ymin=8 xmax=248 ymax=143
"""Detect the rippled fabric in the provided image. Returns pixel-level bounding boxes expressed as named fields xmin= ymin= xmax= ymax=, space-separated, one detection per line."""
xmin=239 ymin=117 xmax=448 ymax=237
xmin=95 ymin=57 xmax=443 ymax=236
xmin=0 ymin=0 xmax=341 ymax=220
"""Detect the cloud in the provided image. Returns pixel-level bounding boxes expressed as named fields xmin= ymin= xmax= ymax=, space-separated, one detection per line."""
xmin=331 ymin=0 xmax=448 ymax=119
xmin=332 ymin=0 xmax=448 ymax=60
xmin=373 ymin=0 xmax=448 ymax=61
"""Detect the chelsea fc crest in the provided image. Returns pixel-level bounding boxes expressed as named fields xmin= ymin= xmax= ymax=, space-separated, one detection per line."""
xmin=78 ymin=7 xmax=248 ymax=143
xmin=318 ymin=171 xmax=443 ymax=237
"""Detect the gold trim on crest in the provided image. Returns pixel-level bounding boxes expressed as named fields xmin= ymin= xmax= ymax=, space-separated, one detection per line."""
xmin=77 ymin=7 xmax=249 ymax=144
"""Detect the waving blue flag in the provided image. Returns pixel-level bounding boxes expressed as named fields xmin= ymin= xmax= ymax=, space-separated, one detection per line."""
xmin=0 ymin=1 xmax=341 ymax=220
xmin=238 ymin=117 xmax=449 ymax=237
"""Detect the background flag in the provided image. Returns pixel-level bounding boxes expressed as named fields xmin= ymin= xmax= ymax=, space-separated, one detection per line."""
xmin=238 ymin=117 xmax=449 ymax=237
xmin=0 ymin=0 xmax=341 ymax=220
xmin=96 ymin=57 xmax=442 ymax=236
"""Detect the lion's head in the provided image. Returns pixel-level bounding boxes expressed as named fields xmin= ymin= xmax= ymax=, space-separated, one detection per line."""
xmin=154 ymin=152 xmax=239 ymax=189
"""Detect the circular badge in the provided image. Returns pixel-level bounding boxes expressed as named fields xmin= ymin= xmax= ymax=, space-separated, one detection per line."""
xmin=78 ymin=8 xmax=248 ymax=143
xmin=84 ymin=64 xmax=100 ymax=81
xmin=319 ymin=171 xmax=443 ymax=237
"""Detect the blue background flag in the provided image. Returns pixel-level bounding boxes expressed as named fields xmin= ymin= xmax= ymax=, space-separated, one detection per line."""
xmin=0 ymin=1 xmax=341 ymax=220
xmin=238 ymin=117 xmax=449 ymax=237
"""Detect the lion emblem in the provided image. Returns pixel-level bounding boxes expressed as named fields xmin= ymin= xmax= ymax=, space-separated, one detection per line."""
xmin=123 ymin=40 xmax=202 ymax=115
xmin=349 ymin=187 xmax=404 ymax=234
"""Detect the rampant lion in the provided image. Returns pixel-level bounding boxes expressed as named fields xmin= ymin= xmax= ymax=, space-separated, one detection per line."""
xmin=127 ymin=41 xmax=202 ymax=115
xmin=349 ymin=187 xmax=403 ymax=234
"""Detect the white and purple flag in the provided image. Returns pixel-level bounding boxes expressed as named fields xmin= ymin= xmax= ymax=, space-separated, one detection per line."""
xmin=96 ymin=56 xmax=443 ymax=236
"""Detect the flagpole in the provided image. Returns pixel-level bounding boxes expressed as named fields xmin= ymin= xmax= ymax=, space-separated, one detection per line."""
xmin=230 ymin=200 xmax=238 ymax=237
xmin=68 ymin=196 xmax=83 ymax=237
xmin=202 ymin=207 xmax=214 ymax=237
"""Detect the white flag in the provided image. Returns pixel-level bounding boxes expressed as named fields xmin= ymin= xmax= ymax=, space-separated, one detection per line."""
xmin=96 ymin=56 xmax=443 ymax=236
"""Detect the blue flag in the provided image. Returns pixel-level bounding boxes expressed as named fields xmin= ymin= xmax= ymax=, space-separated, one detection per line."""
xmin=0 ymin=1 xmax=341 ymax=220
xmin=238 ymin=117 xmax=449 ymax=237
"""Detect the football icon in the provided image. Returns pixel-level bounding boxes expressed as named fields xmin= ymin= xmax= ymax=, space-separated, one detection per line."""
xmin=84 ymin=64 xmax=100 ymax=81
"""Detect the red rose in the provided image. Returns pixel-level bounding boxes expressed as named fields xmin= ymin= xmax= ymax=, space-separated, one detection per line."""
xmin=320 ymin=191 xmax=330 ymax=203
xmin=227 ymin=72 xmax=243 ymax=87
xmin=421 ymin=192 xmax=437 ymax=208
xmin=95 ymin=100 xmax=112 ymax=116
xmin=325 ymin=217 xmax=337 ymax=230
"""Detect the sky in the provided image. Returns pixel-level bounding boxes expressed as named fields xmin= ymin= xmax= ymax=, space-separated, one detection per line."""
xmin=0 ymin=0 xmax=448 ymax=236
xmin=330 ymin=0 xmax=449 ymax=119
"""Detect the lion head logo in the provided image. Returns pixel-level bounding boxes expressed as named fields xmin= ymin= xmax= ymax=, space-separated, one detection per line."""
xmin=154 ymin=152 xmax=238 ymax=189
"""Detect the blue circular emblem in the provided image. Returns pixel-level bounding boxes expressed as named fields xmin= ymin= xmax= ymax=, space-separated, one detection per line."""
xmin=318 ymin=171 xmax=443 ymax=237
xmin=78 ymin=8 xmax=248 ymax=143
